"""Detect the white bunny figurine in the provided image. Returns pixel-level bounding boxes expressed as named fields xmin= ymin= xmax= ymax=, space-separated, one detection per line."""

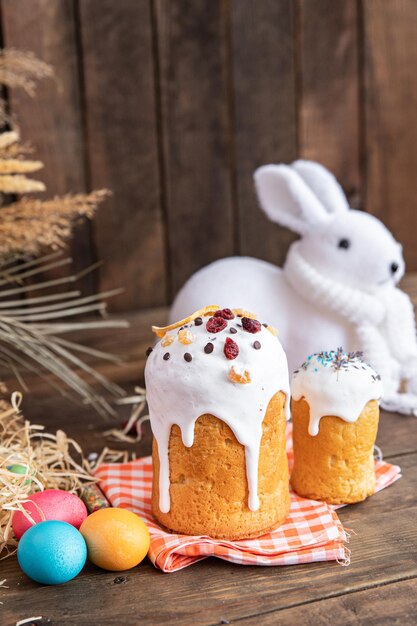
xmin=171 ymin=160 xmax=417 ymax=415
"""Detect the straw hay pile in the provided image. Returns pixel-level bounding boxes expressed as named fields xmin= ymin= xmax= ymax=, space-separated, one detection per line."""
xmin=0 ymin=392 xmax=128 ymax=559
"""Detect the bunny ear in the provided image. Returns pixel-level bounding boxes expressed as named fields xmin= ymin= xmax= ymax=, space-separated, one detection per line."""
xmin=254 ymin=164 xmax=330 ymax=235
xmin=291 ymin=160 xmax=349 ymax=215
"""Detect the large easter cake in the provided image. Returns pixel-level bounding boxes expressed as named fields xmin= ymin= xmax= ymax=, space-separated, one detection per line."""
xmin=145 ymin=306 xmax=291 ymax=540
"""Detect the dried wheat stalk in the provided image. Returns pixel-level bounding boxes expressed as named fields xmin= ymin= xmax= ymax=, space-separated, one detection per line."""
xmin=0 ymin=174 xmax=45 ymax=194
xmin=0 ymin=48 xmax=53 ymax=125
xmin=0 ymin=190 xmax=111 ymax=255
xmin=0 ymin=131 xmax=45 ymax=193
xmin=0 ymin=131 xmax=33 ymax=158
xmin=0 ymin=49 xmax=53 ymax=95
xmin=0 ymin=159 xmax=43 ymax=174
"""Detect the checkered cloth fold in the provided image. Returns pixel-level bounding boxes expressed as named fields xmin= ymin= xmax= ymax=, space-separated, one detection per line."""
xmin=95 ymin=424 xmax=401 ymax=573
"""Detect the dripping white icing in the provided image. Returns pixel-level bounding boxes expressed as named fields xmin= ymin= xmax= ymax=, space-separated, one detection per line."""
xmin=291 ymin=350 xmax=383 ymax=436
xmin=145 ymin=312 xmax=290 ymax=513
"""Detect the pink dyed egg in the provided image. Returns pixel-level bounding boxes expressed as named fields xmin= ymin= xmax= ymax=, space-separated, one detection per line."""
xmin=13 ymin=489 xmax=88 ymax=540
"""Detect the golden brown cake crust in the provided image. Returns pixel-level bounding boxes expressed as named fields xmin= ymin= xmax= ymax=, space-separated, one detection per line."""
xmin=152 ymin=391 xmax=290 ymax=540
xmin=290 ymin=398 xmax=379 ymax=504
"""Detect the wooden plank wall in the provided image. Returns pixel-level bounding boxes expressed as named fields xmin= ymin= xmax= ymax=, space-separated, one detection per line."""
xmin=0 ymin=0 xmax=416 ymax=311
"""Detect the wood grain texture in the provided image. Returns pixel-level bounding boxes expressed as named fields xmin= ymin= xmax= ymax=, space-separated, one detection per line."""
xmin=362 ymin=0 xmax=417 ymax=269
xmin=238 ymin=577 xmax=417 ymax=625
xmin=1 ymin=0 xmax=96 ymax=293
xmin=229 ymin=0 xmax=298 ymax=266
xmin=79 ymin=0 xmax=167 ymax=310
xmin=155 ymin=0 xmax=235 ymax=296
xmin=297 ymin=0 xmax=361 ymax=204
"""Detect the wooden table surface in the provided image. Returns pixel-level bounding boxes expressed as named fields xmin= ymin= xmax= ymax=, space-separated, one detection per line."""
xmin=2 ymin=299 xmax=417 ymax=626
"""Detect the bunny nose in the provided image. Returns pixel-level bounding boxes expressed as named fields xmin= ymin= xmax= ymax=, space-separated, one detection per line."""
xmin=390 ymin=262 xmax=399 ymax=274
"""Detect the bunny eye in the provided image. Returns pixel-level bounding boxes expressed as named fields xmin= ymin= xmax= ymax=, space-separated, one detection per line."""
xmin=338 ymin=238 xmax=350 ymax=250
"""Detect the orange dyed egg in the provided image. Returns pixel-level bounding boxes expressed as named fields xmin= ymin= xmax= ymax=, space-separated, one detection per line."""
xmin=80 ymin=508 xmax=150 ymax=571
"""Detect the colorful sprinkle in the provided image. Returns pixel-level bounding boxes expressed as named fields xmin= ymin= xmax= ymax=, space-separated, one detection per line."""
xmin=146 ymin=347 xmax=153 ymax=356
xmin=163 ymin=352 xmax=170 ymax=361
xmin=184 ymin=353 xmax=192 ymax=362
xmin=194 ymin=317 xmax=203 ymax=326
xmin=230 ymin=327 xmax=237 ymax=334
xmin=253 ymin=341 xmax=261 ymax=350
xmin=204 ymin=342 xmax=214 ymax=354
xmin=298 ymin=348 xmax=370 ymax=374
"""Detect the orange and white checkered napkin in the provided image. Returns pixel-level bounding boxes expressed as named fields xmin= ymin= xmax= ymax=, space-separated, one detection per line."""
xmin=95 ymin=424 xmax=401 ymax=573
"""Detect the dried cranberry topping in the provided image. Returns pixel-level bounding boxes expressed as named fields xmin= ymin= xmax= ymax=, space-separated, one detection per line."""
xmin=214 ymin=308 xmax=235 ymax=320
xmin=206 ymin=316 xmax=227 ymax=333
xmin=224 ymin=337 xmax=239 ymax=360
xmin=242 ymin=317 xmax=261 ymax=334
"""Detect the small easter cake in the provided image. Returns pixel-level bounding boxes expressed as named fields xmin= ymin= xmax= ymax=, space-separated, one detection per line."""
xmin=145 ymin=306 xmax=291 ymax=540
xmin=290 ymin=348 xmax=383 ymax=504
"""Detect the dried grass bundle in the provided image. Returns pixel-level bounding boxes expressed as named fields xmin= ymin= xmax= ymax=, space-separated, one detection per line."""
xmin=0 ymin=392 xmax=129 ymax=559
xmin=0 ymin=253 xmax=129 ymax=417
xmin=0 ymin=190 xmax=111 ymax=255
xmin=0 ymin=51 xmax=127 ymax=419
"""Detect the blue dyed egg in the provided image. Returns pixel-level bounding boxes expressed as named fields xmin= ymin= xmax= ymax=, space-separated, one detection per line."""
xmin=17 ymin=520 xmax=87 ymax=585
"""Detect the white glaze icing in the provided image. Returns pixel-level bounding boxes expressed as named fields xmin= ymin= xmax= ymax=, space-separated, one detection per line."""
xmin=291 ymin=349 xmax=383 ymax=436
xmin=145 ymin=310 xmax=290 ymax=513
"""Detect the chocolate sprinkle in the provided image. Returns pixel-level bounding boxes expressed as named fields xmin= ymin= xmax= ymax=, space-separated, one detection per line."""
xmin=163 ymin=352 xmax=170 ymax=361
xmin=230 ymin=327 xmax=237 ymax=334
xmin=184 ymin=352 xmax=192 ymax=362
xmin=194 ymin=317 xmax=203 ymax=326
xmin=262 ymin=323 xmax=268 ymax=328
xmin=253 ymin=340 xmax=261 ymax=350
xmin=204 ymin=342 xmax=214 ymax=354
xmin=146 ymin=347 xmax=153 ymax=357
